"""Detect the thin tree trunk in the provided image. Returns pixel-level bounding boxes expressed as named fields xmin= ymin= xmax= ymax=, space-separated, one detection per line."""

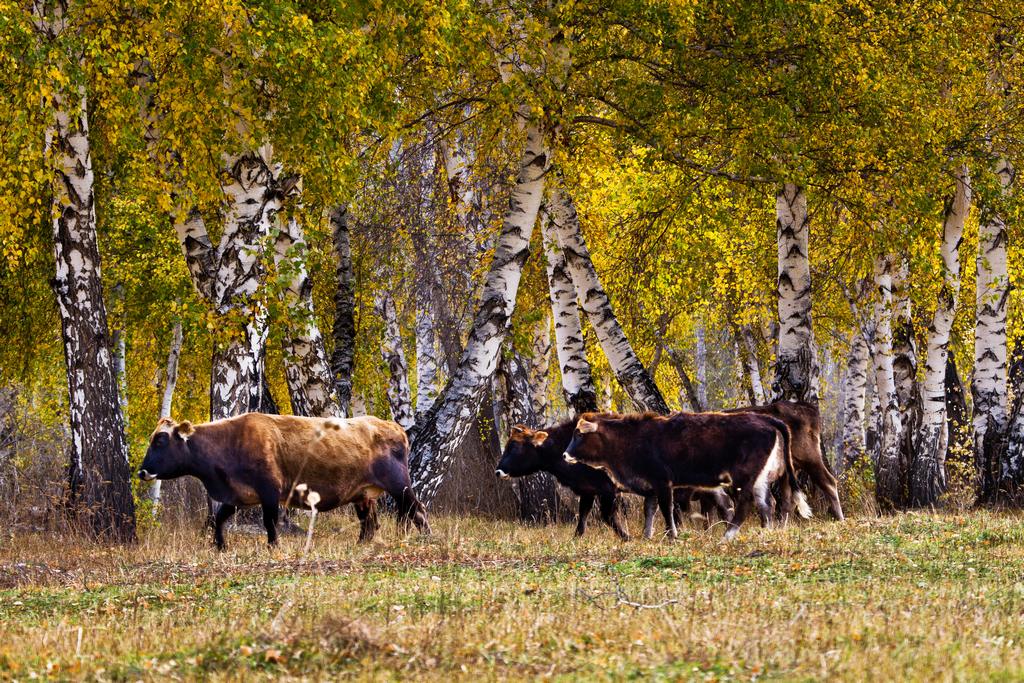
xmin=742 ymin=326 xmax=767 ymax=404
xmin=151 ymin=322 xmax=183 ymax=507
xmin=838 ymin=332 xmax=870 ymax=475
xmin=911 ymin=165 xmax=971 ymax=507
xmin=414 ymin=294 xmax=441 ymax=418
xmin=773 ymin=183 xmax=820 ymax=403
xmin=527 ymin=313 xmax=552 ymax=421
xmin=37 ymin=2 xmax=135 ymax=541
xmin=377 ymin=292 xmax=414 ymax=430
xmin=975 ymin=159 xmax=1012 ymax=502
xmin=275 ymin=217 xmax=341 ymax=418
xmin=892 ymin=258 xmax=918 ymax=410
xmin=694 ymin=323 xmax=709 ymax=409
xmin=409 ymin=123 xmax=550 ymax=505
xmin=547 ymin=179 xmax=668 ymax=413
xmin=329 ymin=206 xmax=355 ymax=417
xmin=870 ymin=255 xmax=905 ymax=509
xmin=540 ymin=205 xmax=599 ymax=415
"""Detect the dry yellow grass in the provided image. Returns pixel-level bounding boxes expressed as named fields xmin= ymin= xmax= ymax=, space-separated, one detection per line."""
xmin=2 ymin=510 xmax=1024 ymax=681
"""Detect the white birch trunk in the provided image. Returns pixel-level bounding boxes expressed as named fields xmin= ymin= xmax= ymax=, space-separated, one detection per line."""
xmin=773 ymin=183 xmax=820 ymax=403
xmin=410 ymin=123 xmax=550 ymax=505
xmin=528 ymin=313 xmax=552 ymax=421
xmin=329 ymin=207 xmax=356 ymax=416
xmin=274 ymin=217 xmax=342 ymax=418
xmin=742 ymin=326 xmax=767 ymax=404
xmin=415 ymin=301 xmax=441 ymax=419
xmin=36 ymin=0 xmax=135 ymax=541
xmin=150 ymin=322 xmax=183 ymax=507
xmin=870 ymin=255 xmax=905 ymax=507
xmin=912 ymin=165 xmax=971 ymax=506
xmin=540 ymin=205 xmax=599 ymax=415
xmin=892 ymin=257 xmax=918 ymax=409
xmin=838 ymin=332 xmax=870 ymax=474
xmin=695 ymin=323 xmax=709 ymax=409
xmin=547 ymin=179 xmax=668 ymax=413
xmin=975 ymin=159 xmax=1012 ymax=499
xmin=377 ymin=292 xmax=414 ymax=430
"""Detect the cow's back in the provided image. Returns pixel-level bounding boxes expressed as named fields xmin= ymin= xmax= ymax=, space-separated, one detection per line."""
xmin=733 ymin=402 xmax=823 ymax=470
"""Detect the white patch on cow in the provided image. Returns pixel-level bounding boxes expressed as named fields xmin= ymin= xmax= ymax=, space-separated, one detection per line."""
xmin=753 ymin=434 xmax=784 ymax=524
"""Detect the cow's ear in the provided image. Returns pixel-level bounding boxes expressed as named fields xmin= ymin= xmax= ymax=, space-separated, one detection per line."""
xmin=577 ymin=419 xmax=598 ymax=434
xmin=174 ymin=421 xmax=196 ymax=439
xmin=530 ymin=431 xmax=549 ymax=447
xmin=156 ymin=417 xmax=176 ymax=430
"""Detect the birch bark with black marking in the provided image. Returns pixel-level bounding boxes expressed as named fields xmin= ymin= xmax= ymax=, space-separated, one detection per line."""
xmin=35 ymin=0 xmax=136 ymax=541
xmin=150 ymin=322 xmax=183 ymax=507
xmin=547 ymin=180 xmax=668 ymax=413
xmin=410 ymin=123 xmax=550 ymax=505
xmin=330 ymin=206 xmax=356 ymax=416
xmin=275 ymin=217 xmax=341 ymax=418
xmin=540 ymin=205 xmax=598 ymax=415
xmin=871 ymin=255 xmax=905 ymax=508
xmin=773 ymin=183 xmax=820 ymax=403
xmin=377 ymin=292 xmax=414 ymax=430
xmin=975 ymin=160 xmax=1012 ymax=500
xmin=838 ymin=332 xmax=870 ymax=474
xmin=912 ymin=166 xmax=971 ymax=506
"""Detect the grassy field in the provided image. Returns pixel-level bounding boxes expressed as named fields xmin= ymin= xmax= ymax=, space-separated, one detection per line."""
xmin=2 ymin=510 xmax=1024 ymax=681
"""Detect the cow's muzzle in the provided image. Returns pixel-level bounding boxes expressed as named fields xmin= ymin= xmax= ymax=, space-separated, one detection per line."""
xmin=138 ymin=469 xmax=157 ymax=481
xmin=495 ymin=469 xmax=510 ymax=480
xmin=562 ymin=452 xmax=577 ymax=464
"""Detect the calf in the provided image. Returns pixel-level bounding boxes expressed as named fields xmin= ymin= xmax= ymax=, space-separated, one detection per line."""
xmin=138 ymin=413 xmax=430 ymax=549
xmin=496 ymin=422 xmax=733 ymax=539
xmin=563 ymin=411 xmax=811 ymax=540
xmin=725 ymin=401 xmax=843 ymax=520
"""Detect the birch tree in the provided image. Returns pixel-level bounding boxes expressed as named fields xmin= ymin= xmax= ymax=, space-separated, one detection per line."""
xmin=911 ymin=166 xmax=971 ymax=507
xmin=330 ymin=206 xmax=356 ymax=416
xmin=773 ymin=183 xmax=820 ymax=403
xmin=150 ymin=322 xmax=183 ymax=508
xmin=540 ymin=206 xmax=598 ymax=415
xmin=410 ymin=123 xmax=550 ymax=505
xmin=274 ymin=217 xmax=341 ymax=418
xmin=975 ymin=159 xmax=1012 ymax=501
xmin=838 ymin=332 xmax=870 ymax=474
xmin=870 ymin=255 xmax=905 ymax=508
xmin=35 ymin=0 xmax=135 ymax=541
xmin=546 ymin=180 xmax=668 ymax=413
xmin=377 ymin=292 xmax=414 ymax=430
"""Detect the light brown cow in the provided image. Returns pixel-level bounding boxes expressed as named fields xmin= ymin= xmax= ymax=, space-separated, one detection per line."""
xmin=139 ymin=413 xmax=429 ymax=549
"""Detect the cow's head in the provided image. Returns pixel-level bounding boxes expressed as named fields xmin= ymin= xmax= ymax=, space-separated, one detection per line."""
xmin=563 ymin=415 xmax=603 ymax=466
xmin=138 ymin=417 xmax=196 ymax=481
xmin=495 ymin=425 xmax=549 ymax=479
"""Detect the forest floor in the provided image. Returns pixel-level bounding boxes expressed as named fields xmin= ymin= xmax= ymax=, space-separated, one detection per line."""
xmin=1 ymin=510 xmax=1024 ymax=681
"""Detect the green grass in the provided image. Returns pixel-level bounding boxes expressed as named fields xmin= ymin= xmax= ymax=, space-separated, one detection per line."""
xmin=2 ymin=511 xmax=1024 ymax=680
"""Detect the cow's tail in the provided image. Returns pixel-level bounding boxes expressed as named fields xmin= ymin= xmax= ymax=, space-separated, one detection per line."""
xmin=766 ymin=416 xmax=811 ymax=520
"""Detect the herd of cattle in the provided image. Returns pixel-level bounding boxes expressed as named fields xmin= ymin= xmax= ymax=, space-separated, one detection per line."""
xmin=138 ymin=401 xmax=843 ymax=549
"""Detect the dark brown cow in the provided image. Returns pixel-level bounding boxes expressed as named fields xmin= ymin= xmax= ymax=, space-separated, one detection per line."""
xmin=725 ymin=401 xmax=843 ymax=520
xmin=563 ymin=411 xmax=811 ymax=540
xmin=496 ymin=422 xmax=732 ymax=539
xmin=138 ymin=413 xmax=429 ymax=549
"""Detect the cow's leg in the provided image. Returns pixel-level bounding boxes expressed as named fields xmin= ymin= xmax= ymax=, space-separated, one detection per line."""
xmin=724 ymin=494 xmax=752 ymax=541
xmin=708 ymin=488 xmax=735 ymax=525
xmin=355 ymin=499 xmax=379 ymax=543
xmin=373 ymin=458 xmax=430 ymax=534
xmin=598 ymin=494 xmax=630 ymax=541
xmin=261 ymin=500 xmax=280 ymax=546
xmin=575 ymin=493 xmax=595 ymax=537
xmin=807 ymin=462 xmax=845 ymax=521
xmin=213 ymin=503 xmax=236 ymax=551
xmin=674 ymin=488 xmax=693 ymax=528
xmin=643 ymin=495 xmax=658 ymax=539
xmin=657 ymin=485 xmax=677 ymax=540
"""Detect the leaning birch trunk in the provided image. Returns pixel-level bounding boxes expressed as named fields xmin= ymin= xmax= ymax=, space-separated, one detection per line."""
xmin=150 ymin=322 xmax=183 ymax=507
xmin=975 ymin=159 xmax=1012 ymax=502
xmin=547 ymin=180 xmax=669 ymax=413
xmin=36 ymin=2 xmax=135 ymax=541
xmin=274 ymin=217 xmax=342 ymax=418
xmin=773 ymin=183 xmax=820 ymax=403
xmin=911 ymin=166 xmax=971 ymax=507
xmin=377 ymin=292 xmax=414 ymax=430
xmin=540 ymin=206 xmax=599 ymax=415
xmin=838 ymin=332 xmax=870 ymax=475
xmin=871 ymin=255 xmax=905 ymax=509
xmin=409 ymin=123 xmax=550 ymax=505
xmin=329 ymin=207 xmax=355 ymax=416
